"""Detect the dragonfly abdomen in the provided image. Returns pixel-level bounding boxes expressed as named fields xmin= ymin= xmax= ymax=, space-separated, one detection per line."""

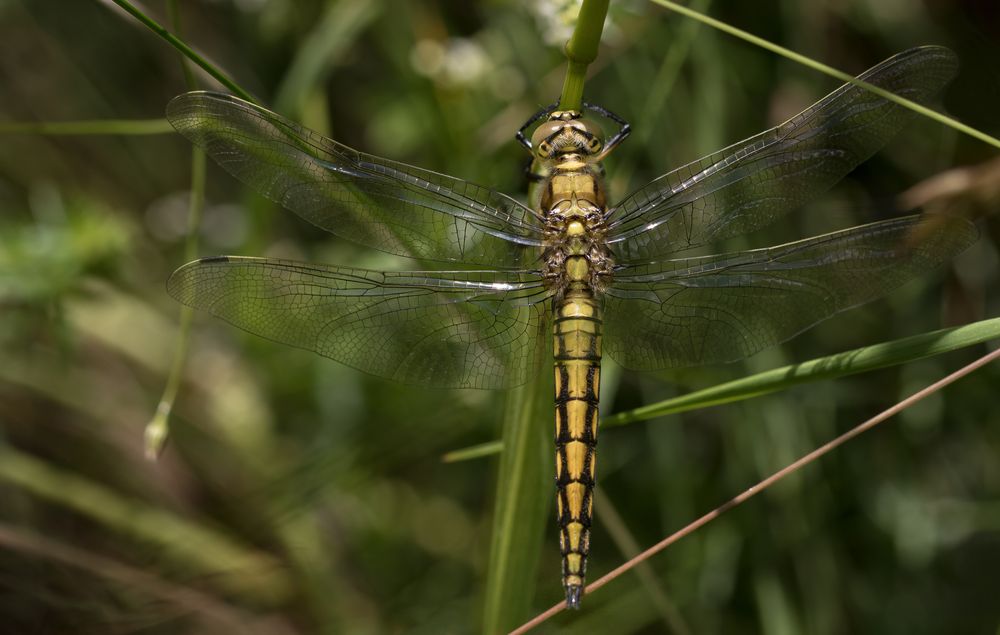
xmin=553 ymin=290 xmax=602 ymax=608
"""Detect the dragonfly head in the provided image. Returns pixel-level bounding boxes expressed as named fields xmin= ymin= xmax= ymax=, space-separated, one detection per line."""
xmin=531 ymin=110 xmax=604 ymax=160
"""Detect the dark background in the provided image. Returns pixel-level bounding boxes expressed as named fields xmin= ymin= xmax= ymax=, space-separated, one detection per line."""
xmin=1 ymin=1 xmax=998 ymax=633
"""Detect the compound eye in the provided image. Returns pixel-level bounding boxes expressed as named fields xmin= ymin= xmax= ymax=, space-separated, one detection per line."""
xmin=579 ymin=119 xmax=604 ymax=153
xmin=530 ymin=121 xmax=562 ymax=154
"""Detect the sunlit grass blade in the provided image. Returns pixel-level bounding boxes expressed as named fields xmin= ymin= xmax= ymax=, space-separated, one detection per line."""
xmin=648 ymin=0 xmax=1000 ymax=150
xmin=605 ymin=316 xmax=1000 ymax=427
xmin=0 ymin=447 xmax=291 ymax=603
xmin=482 ymin=336 xmax=551 ymax=634
xmin=445 ymin=316 xmax=1000 ymax=461
xmin=0 ymin=119 xmax=173 ymax=135
xmin=442 ymin=439 xmax=503 ymax=463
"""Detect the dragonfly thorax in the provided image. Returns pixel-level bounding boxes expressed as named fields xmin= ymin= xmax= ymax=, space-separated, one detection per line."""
xmin=542 ymin=196 xmax=614 ymax=293
xmin=537 ymin=130 xmax=615 ymax=294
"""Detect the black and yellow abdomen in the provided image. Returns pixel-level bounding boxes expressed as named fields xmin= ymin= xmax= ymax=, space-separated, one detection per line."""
xmin=553 ymin=289 xmax=602 ymax=608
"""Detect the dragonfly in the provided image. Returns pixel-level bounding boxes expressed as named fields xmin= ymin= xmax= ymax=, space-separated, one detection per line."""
xmin=165 ymin=46 xmax=977 ymax=608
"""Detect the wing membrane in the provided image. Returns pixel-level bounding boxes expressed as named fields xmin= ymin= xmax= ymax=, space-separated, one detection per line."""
xmin=166 ymin=92 xmax=544 ymax=266
xmin=168 ymin=257 xmax=552 ymax=389
xmin=603 ymin=214 xmax=976 ymax=370
xmin=607 ymin=46 xmax=958 ymax=262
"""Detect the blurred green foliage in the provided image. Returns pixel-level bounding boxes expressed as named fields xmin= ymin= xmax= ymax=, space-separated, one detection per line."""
xmin=1 ymin=1 xmax=999 ymax=634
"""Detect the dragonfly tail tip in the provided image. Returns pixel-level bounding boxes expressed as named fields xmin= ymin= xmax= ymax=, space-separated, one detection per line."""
xmin=565 ymin=585 xmax=583 ymax=609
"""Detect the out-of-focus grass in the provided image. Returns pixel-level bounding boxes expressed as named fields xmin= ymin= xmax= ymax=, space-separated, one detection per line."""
xmin=1 ymin=1 xmax=998 ymax=634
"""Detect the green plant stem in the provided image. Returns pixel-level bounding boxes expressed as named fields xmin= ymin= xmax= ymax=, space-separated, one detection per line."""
xmin=559 ymin=0 xmax=610 ymax=111
xmin=107 ymin=0 xmax=256 ymax=103
xmin=0 ymin=120 xmax=173 ymax=135
xmin=145 ymin=0 xmax=208 ymax=459
xmin=649 ymin=0 xmax=1000 ymax=150
xmin=444 ymin=316 xmax=1000 ymax=461
xmin=145 ymin=150 xmax=205 ymax=459
xmin=166 ymin=0 xmax=196 ymax=88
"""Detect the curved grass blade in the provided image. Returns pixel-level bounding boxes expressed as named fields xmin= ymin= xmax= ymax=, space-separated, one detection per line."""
xmin=605 ymin=315 xmax=1000 ymax=426
xmin=648 ymin=0 xmax=1000 ymax=150
xmin=105 ymin=0 xmax=256 ymax=103
xmin=444 ymin=316 xmax=1000 ymax=461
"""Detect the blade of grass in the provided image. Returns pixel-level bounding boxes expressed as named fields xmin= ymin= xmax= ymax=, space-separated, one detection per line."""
xmin=104 ymin=0 xmax=256 ymax=103
xmin=512 ymin=344 xmax=1000 ymax=633
xmin=482 ymin=336 xmax=551 ymax=635
xmin=0 ymin=119 xmax=173 ymax=135
xmin=443 ymin=439 xmax=503 ymax=463
xmin=445 ymin=316 xmax=1000 ymax=461
xmin=605 ymin=316 xmax=1000 ymax=426
xmin=648 ymin=0 xmax=1000 ymax=150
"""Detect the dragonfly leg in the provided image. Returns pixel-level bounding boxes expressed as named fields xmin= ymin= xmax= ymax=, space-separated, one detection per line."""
xmin=583 ymin=101 xmax=631 ymax=159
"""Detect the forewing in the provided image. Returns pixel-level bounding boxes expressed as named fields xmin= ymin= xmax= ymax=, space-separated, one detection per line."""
xmin=603 ymin=215 xmax=976 ymax=370
xmin=607 ymin=46 xmax=958 ymax=262
xmin=166 ymin=92 xmax=543 ymax=266
xmin=168 ymin=257 xmax=552 ymax=389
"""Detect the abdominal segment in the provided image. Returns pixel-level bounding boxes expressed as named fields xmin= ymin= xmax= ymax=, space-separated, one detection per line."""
xmin=553 ymin=294 xmax=602 ymax=608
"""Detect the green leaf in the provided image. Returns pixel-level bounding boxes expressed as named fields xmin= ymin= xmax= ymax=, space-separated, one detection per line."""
xmin=605 ymin=316 xmax=1000 ymax=427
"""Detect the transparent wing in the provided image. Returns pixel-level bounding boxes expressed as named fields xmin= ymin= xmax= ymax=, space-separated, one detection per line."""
xmin=168 ymin=257 xmax=552 ymax=389
xmin=603 ymin=215 xmax=976 ymax=370
xmin=166 ymin=92 xmax=544 ymax=266
xmin=607 ymin=46 xmax=958 ymax=263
